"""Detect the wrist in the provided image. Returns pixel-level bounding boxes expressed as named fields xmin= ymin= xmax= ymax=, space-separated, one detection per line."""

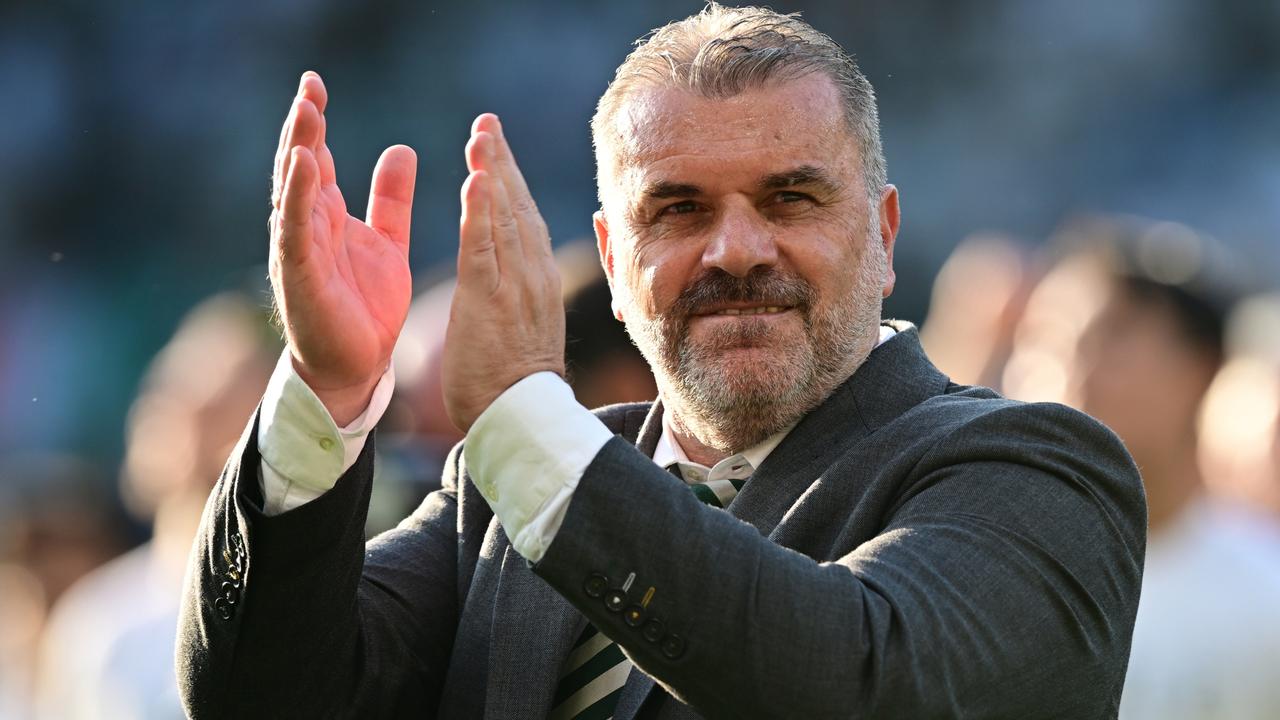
xmin=291 ymin=356 xmax=383 ymax=428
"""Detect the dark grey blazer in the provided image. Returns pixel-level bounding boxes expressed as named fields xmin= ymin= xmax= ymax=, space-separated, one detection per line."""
xmin=176 ymin=325 xmax=1146 ymax=719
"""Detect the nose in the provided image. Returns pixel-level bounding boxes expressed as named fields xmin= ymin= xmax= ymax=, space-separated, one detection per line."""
xmin=701 ymin=201 xmax=778 ymax=278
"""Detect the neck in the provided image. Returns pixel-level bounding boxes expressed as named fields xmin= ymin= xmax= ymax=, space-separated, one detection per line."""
xmin=666 ymin=408 xmax=734 ymax=466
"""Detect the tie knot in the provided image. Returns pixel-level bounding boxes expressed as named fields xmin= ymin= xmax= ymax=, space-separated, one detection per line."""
xmin=689 ymin=478 xmax=746 ymax=509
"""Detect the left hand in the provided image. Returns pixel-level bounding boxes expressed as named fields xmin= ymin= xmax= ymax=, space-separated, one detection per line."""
xmin=441 ymin=114 xmax=566 ymax=432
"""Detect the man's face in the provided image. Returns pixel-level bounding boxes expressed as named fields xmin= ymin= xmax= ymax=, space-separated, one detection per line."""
xmin=594 ymin=74 xmax=899 ymax=449
xmin=1074 ymin=283 xmax=1216 ymax=468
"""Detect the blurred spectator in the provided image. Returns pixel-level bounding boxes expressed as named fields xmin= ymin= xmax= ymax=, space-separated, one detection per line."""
xmin=1010 ymin=216 xmax=1280 ymax=718
xmin=1003 ymin=219 xmax=1120 ymax=404
xmin=1198 ymin=293 xmax=1280 ymax=520
xmin=34 ymin=292 xmax=279 ymax=720
xmin=557 ymin=240 xmax=657 ymax=409
xmin=0 ymin=455 xmax=129 ymax=718
xmin=920 ymin=232 xmax=1036 ymax=391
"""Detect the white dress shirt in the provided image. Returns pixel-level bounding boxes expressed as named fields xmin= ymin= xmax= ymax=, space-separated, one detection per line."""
xmin=257 ymin=326 xmax=896 ymax=561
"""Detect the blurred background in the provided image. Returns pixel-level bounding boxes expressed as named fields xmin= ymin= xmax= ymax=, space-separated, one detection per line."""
xmin=1 ymin=0 xmax=1278 ymax=718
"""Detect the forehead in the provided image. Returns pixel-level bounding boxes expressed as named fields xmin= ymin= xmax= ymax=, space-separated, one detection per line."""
xmin=606 ymin=74 xmax=856 ymax=198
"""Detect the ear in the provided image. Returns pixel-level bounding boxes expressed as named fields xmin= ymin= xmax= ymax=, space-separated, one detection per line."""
xmin=593 ymin=210 xmax=625 ymax=321
xmin=877 ymin=184 xmax=901 ymax=298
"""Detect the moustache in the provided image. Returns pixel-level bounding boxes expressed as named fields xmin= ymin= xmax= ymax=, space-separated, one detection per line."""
xmin=671 ymin=268 xmax=815 ymax=318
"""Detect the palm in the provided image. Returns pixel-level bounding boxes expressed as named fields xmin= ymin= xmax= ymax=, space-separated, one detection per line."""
xmin=271 ymin=72 xmax=417 ymax=409
xmin=286 ymin=184 xmax=412 ymax=383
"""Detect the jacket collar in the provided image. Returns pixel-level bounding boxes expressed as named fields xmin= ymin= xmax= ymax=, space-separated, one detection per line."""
xmin=612 ymin=321 xmax=949 ymax=719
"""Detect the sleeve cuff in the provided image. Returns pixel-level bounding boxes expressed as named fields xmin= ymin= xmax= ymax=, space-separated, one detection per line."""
xmin=257 ymin=348 xmax=395 ymax=514
xmin=464 ymin=372 xmax=614 ymax=561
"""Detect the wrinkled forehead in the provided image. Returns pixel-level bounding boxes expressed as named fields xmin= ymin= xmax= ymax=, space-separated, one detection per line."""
xmin=597 ymin=75 xmax=856 ymax=202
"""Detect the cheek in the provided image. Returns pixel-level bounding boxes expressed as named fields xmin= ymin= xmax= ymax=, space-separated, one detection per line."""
xmin=621 ymin=239 xmax=700 ymax=317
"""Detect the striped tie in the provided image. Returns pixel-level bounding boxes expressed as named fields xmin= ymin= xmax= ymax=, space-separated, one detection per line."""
xmin=547 ymin=476 xmax=747 ymax=719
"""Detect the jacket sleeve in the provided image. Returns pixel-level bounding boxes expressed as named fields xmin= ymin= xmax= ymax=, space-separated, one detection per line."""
xmin=530 ymin=402 xmax=1146 ymax=719
xmin=175 ymin=410 xmax=462 ymax=719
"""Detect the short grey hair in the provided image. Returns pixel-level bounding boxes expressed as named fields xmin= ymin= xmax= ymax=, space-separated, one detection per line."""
xmin=591 ymin=3 xmax=886 ymax=203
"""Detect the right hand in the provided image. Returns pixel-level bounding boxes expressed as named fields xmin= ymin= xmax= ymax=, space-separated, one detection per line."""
xmin=268 ymin=72 xmax=417 ymax=426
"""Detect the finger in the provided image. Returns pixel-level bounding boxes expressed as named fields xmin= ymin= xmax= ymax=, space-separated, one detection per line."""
xmin=272 ymin=101 xmax=297 ymax=208
xmin=471 ymin=132 xmax=524 ymax=269
xmin=273 ymin=72 xmax=326 ymax=204
xmin=471 ymin=114 xmax=550 ymax=259
xmin=297 ymin=72 xmax=335 ymax=185
xmin=366 ymin=144 xmax=417 ymax=253
xmin=279 ymin=145 xmax=320 ymax=266
xmin=458 ymin=170 xmax=498 ymax=289
xmin=273 ymin=98 xmax=323 ymax=209
xmin=298 ymin=71 xmax=328 ymax=115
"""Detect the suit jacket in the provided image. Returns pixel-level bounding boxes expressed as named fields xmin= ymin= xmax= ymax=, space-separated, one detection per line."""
xmin=176 ymin=325 xmax=1146 ymax=719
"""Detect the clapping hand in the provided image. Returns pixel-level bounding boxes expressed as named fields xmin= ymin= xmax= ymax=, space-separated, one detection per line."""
xmin=269 ymin=72 xmax=417 ymax=426
xmin=441 ymin=114 xmax=566 ymax=432
xmin=267 ymin=74 xmax=565 ymax=432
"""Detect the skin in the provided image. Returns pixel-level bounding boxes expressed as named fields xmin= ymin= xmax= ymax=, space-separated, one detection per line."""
xmin=271 ymin=71 xmax=900 ymax=467
xmin=1075 ymin=284 xmax=1219 ymax=531
xmin=594 ymin=75 xmax=900 ymax=462
xmin=271 ymin=72 xmax=562 ymax=429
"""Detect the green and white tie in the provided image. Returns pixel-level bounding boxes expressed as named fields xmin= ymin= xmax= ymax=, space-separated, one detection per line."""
xmin=547 ymin=476 xmax=747 ymax=720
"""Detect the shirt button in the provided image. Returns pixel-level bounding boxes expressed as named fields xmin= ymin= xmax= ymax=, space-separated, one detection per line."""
xmin=318 ymin=437 xmax=335 ymax=451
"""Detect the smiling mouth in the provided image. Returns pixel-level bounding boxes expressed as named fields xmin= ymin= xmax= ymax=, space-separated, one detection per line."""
xmin=709 ymin=306 xmax=789 ymax=316
xmin=696 ymin=305 xmax=795 ymax=317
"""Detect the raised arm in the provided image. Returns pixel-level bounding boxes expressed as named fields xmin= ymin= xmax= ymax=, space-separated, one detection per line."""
xmin=270 ymin=71 xmax=416 ymax=426
xmin=177 ymin=73 xmax=461 ymax=719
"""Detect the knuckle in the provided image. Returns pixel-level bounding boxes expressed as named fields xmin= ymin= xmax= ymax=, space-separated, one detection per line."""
xmin=494 ymin=214 xmax=519 ymax=233
xmin=511 ymin=197 xmax=538 ymax=216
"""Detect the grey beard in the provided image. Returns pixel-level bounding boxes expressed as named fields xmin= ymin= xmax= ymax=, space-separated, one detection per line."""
xmin=623 ymin=252 xmax=885 ymax=454
xmin=662 ymin=300 xmax=871 ymax=452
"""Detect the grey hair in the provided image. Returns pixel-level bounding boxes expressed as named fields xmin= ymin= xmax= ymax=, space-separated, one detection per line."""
xmin=591 ymin=3 xmax=886 ymax=204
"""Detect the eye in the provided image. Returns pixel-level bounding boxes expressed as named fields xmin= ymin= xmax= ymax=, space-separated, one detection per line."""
xmin=659 ymin=200 xmax=700 ymax=216
xmin=773 ymin=191 xmax=814 ymax=205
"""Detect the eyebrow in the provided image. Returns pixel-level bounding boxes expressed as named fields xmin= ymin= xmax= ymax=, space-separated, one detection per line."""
xmin=642 ymin=181 xmax=703 ymax=200
xmin=759 ymin=165 xmax=842 ymax=194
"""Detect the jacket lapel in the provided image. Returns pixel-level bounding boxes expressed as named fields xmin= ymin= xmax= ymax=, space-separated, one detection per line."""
xmin=730 ymin=323 xmax=948 ymax=539
xmin=483 ymin=402 xmax=658 ymax=720
xmin=484 ymin=540 xmax=583 ymax=719
xmin=611 ymin=401 xmax=667 ymax=720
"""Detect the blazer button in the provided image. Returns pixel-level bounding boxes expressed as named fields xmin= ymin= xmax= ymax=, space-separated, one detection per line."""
xmin=642 ymin=618 xmax=664 ymax=643
xmin=623 ymin=605 xmax=645 ymax=628
xmin=660 ymin=633 xmax=685 ymax=660
xmin=584 ymin=574 xmax=608 ymax=598
xmin=214 ymin=597 xmax=233 ymax=621
xmin=604 ymin=590 xmax=626 ymax=612
xmin=221 ymin=582 xmax=241 ymax=606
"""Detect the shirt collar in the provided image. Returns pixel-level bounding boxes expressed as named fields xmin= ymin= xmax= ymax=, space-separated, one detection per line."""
xmin=651 ymin=324 xmax=896 ymax=482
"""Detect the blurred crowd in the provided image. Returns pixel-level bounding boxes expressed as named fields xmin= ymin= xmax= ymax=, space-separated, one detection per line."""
xmin=3 ymin=217 xmax=1279 ymax=718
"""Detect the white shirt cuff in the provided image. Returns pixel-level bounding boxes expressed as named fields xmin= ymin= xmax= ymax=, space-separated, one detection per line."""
xmin=256 ymin=348 xmax=395 ymax=515
xmin=464 ymin=372 xmax=614 ymax=562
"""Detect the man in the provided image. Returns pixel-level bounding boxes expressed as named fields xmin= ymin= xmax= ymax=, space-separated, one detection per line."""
xmin=1031 ymin=219 xmax=1280 ymax=719
xmin=177 ymin=5 xmax=1145 ymax=718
